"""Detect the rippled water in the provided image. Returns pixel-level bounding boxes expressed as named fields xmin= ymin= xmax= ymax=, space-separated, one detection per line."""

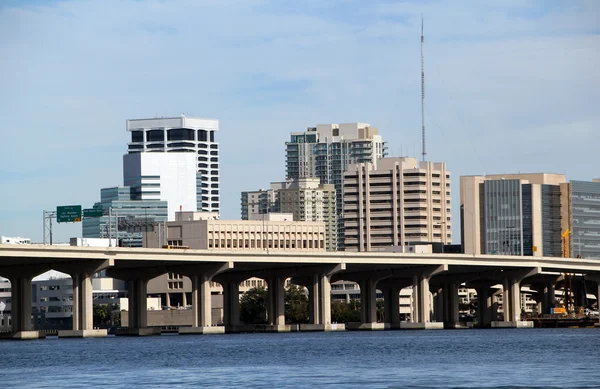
xmin=1 ymin=329 xmax=599 ymax=388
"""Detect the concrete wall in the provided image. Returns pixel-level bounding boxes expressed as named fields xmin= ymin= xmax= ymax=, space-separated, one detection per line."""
xmin=121 ymin=309 xmax=223 ymax=327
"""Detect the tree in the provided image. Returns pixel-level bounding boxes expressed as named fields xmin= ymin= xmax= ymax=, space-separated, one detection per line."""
xmin=331 ymin=300 xmax=361 ymax=323
xmin=93 ymin=304 xmax=109 ymax=327
xmin=240 ymin=286 xmax=268 ymax=324
xmin=285 ymin=284 xmax=308 ymax=324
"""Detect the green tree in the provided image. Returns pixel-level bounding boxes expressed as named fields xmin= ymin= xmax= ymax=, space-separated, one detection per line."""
xmin=93 ymin=304 xmax=109 ymax=327
xmin=285 ymin=284 xmax=308 ymax=324
xmin=376 ymin=299 xmax=385 ymax=323
xmin=240 ymin=286 xmax=268 ymax=324
xmin=331 ymin=300 xmax=361 ymax=323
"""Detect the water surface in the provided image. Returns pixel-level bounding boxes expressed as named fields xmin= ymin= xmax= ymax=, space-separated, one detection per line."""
xmin=1 ymin=329 xmax=599 ymax=388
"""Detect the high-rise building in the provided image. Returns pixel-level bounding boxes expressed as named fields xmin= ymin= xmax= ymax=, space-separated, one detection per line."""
xmin=560 ymin=179 xmax=600 ymax=259
xmin=285 ymin=123 xmax=386 ymax=249
xmin=123 ymin=152 xmax=198 ymax=221
xmin=126 ymin=116 xmax=220 ymax=213
xmin=460 ymin=173 xmax=566 ymax=256
xmin=343 ymin=157 xmax=451 ymax=252
xmin=241 ymin=178 xmax=337 ymax=251
xmin=240 ymin=189 xmax=279 ymax=220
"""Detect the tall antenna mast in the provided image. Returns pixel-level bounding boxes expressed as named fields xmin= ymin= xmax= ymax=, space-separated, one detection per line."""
xmin=421 ymin=14 xmax=426 ymax=162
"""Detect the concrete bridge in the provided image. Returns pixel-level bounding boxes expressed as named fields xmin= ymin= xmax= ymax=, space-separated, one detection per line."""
xmin=1 ymin=244 xmax=599 ymax=339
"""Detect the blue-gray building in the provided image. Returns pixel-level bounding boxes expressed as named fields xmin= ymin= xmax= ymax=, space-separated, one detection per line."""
xmin=82 ymin=186 xmax=168 ymax=247
xmin=562 ymin=180 xmax=600 ymax=259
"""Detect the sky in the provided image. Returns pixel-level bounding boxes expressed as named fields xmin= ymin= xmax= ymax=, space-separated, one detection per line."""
xmin=0 ymin=0 xmax=598 ymax=243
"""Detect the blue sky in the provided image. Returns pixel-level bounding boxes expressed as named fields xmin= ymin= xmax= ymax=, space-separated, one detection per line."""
xmin=1 ymin=0 xmax=598 ymax=243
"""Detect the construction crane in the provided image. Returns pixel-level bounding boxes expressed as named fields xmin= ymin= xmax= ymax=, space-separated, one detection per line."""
xmin=562 ymin=229 xmax=574 ymax=314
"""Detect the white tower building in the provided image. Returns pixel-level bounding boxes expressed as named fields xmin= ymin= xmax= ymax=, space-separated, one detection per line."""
xmin=126 ymin=116 xmax=220 ymax=213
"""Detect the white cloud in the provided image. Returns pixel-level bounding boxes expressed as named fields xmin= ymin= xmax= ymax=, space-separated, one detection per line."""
xmin=0 ymin=0 xmax=598 ymax=242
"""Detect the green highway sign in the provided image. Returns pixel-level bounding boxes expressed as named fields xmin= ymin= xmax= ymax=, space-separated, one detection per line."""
xmin=56 ymin=205 xmax=82 ymax=223
xmin=83 ymin=208 xmax=103 ymax=218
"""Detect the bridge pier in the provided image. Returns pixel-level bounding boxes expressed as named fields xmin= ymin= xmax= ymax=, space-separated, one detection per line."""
xmin=57 ymin=260 xmax=112 ymax=338
xmin=442 ymin=283 xmax=459 ymax=329
xmin=174 ymin=263 xmax=231 ymax=335
xmin=4 ymin=274 xmax=43 ymax=340
xmin=291 ymin=265 xmax=345 ymax=331
xmin=267 ymin=276 xmax=286 ymax=330
xmin=107 ymin=267 xmax=165 ymax=336
xmin=490 ymin=268 xmax=539 ymax=328
xmin=0 ymin=265 xmax=51 ymax=340
xmin=382 ymin=287 xmax=400 ymax=329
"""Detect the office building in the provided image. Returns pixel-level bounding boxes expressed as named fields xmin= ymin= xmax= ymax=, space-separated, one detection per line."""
xmin=123 ymin=152 xmax=198 ymax=221
xmin=82 ymin=186 xmax=168 ymax=247
xmin=286 ymin=123 xmax=387 ymax=249
xmin=147 ymin=211 xmax=326 ymax=251
xmin=241 ymin=178 xmax=337 ymax=251
xmin=460 ymin=173 xmax=566 ymax=256
xmin=126 ymin=115 xmax=220 ymax=213
xmin=561 ymin=179 xmax=600 ymax=259
xmin=343 ymin=157 xmax=452 ymax=252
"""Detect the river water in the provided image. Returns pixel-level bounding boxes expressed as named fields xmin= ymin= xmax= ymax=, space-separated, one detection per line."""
xmin=1 ymin=329 xmax=599 ymax=388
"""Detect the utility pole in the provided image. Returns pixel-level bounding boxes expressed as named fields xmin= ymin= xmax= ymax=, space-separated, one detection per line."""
xmin=43 ymin=210 xmax=56 ymax=245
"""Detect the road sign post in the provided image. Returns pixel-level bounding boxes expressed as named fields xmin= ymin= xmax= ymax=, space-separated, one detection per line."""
xmin=56 ymin=205 xmax=82 ymax=223
xmin=83 ymin=208 xmax=103 ymax=218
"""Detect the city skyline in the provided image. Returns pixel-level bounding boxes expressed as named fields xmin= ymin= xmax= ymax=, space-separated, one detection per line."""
xmin=1 ymin=0 xmax=598 ymax=242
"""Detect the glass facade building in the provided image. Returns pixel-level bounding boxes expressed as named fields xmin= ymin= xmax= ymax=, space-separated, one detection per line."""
xmin=82 ymin=186 xmax=168 ymax=247
xmin=564 ymin=181 xmax=600 ymax=259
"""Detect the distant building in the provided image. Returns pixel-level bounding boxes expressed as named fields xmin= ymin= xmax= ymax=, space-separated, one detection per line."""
xmin=343 ymin=157 xmax=452 ymax=252
xmin=0 ymin=236 xmax=31 ymax=244
xmin=460 ymin=173 xmax=566 ymax=256
xmin=240 ymin=188 xmax=280 ymax=220
xmin=126 ymin=116 xmax=220 ymax=213
xmin=285 ymin=123 xmax=387 ymax=250
xmin=146 ymin=211 xmax=326 ymax=250
xmin=241 ymin=178 xmax=337 ymax=251
xmin=123 ymin=152 xmax=198 ymax=221
xmin=561 ymin=180 xmax=600 ymax=259
xmin=82 ymin=186 xmax=168 ymax=247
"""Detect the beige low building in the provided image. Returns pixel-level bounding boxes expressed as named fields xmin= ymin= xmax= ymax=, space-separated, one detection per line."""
xmin=343 ymin=157 xmax=452 ymax=252
xmin=460 ymin=173 xmax=566 ymax=256
xmin=147 ymin=211 xmax=326 ymax=251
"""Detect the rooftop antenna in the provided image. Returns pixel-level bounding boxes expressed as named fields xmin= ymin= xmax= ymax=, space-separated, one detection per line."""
xmin=420 ymin=14 xmax=426 ymax=162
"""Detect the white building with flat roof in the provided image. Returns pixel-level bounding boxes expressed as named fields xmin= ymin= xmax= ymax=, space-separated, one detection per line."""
xmin=126 ymin=115 xmax=220 ymax=213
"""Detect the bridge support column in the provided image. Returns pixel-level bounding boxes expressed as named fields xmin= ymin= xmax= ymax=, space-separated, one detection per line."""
xmin=179 ymin=273 xmax=224 ymax=335
xmin=267 ymin=276 xmax=286 ymax=327
xmin=502 ymin=279 xmax=511 ymax=322
xmin=59 ymin=271 xmax=107 ymax=338
xmin=8 ymin=275 xmax=33 ymax=337
xmin=476 ymin=286 xmax=492 ymax=328
xmin=318 ymin=273 xmax=332 ymax=325
xmin=360 ymin=278 xmax=377 ymax=325
xmin=443 ymin=283 xmax=459 ymax=329
xmin=307 ymin=275 xmax=318 ymax=324
xmin=507 ymin=278 xmax=522 ymax=322
xmin=383 ymin=288 xmax=400 ymax=328
xmin=433 ymin=290 xmax=444 ymax=323
xmin=418 ymin=276 xmax=430 ymax=323
xmin=222 ymin=280 xmax=240 ymax=328
xmin=411 ymin=275 xmax=419 ymax=323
